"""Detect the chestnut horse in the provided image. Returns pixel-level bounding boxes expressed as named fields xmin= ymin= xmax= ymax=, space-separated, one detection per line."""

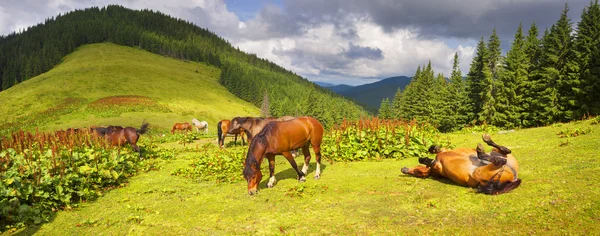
xmin=243 ymin=116 xmax=323 ymax=195
xmin=228 ymin=116 xmax=296 ymax=144
xmin=92 ymin=122 xmax=149 ymax=157
xmin=401 ymin=134 xmax=521 ymax=195
xmin=171 ymin=122 xmax=192 ymax=134
xmin=217 ymin=119 xmax=246 ymax=148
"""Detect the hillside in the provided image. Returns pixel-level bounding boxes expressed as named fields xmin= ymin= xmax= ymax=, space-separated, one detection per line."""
xmin=0 ymin=5 xmax=367 ymax=126
xmin=0 ymin=43 xmax=259 ymax=133
xmin=339 ymin=76 xmax=412 ymax=112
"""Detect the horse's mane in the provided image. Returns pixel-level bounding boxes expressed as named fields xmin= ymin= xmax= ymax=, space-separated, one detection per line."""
xmin=244 ymin=124 xmax=272 ymax=179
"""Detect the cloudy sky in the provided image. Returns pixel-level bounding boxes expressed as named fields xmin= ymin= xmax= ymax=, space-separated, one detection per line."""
xmin=0 ymin=0 xmax=589 ymax=85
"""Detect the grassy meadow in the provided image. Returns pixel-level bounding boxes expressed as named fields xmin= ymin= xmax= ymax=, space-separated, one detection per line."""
xmin=0 ymin=43 xmax=259 ymax=133
xmin=2 ymin=43 xmax=600 ymax=235
xmin=4 ymin=118 xmax=598 ymax=235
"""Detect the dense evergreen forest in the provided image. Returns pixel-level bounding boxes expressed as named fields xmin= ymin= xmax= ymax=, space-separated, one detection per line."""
xmin=379 ymin=2 xmax=600 ymax=131
xmin=0 ymin=5 xmax=365 ymax=127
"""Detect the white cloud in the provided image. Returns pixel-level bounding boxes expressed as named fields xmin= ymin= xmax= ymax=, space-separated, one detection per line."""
xmin=0 ymin=0 xmax=483 ymax=85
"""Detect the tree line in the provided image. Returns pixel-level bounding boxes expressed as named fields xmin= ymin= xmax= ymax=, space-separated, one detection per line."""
xmin=0 ymin=5 xmax=366 ymax=128
xmin=379 ymin=2 xmax=600 ymax=131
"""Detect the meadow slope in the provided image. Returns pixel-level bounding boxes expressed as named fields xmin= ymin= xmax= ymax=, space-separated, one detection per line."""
xmin=11 ymin=119 xmax=600 ymax=235
xmin=0 ymin=43 xmax=259 ymax=133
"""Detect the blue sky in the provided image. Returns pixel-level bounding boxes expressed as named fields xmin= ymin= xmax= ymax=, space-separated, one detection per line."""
xmin=0 ymin=0 xmax=588 ymax=86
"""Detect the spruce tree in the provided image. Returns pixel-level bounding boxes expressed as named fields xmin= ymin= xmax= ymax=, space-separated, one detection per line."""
xmin=538 ymin=3 xmax=576 ymax=123
xmin=521 ymin=23 xmax=542 ymax=127
xmin=497 ymin=23 xmax=528 ymax=128
xmin=447 ymin=52 xmax=469 ymax=130
xmin=466 ymin=37 xmax=493 ymax=124
xmin=572 ymin=0 xmax=600 ymax=116
xmin=378 ymin=98 xmax=392 ymax=119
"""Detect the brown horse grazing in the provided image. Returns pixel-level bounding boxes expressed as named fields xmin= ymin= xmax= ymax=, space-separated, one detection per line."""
xmin=217 ymin=119 xmax=246 ymax=148
xmin=93 ymin=122 xmax=149 ymax=157
xmin=243 ymin=116 xmax=323 ymax=195
xmin=401 ymin=134 xmax=521 ymax=195
xmin=228 ymin=116 xmax=296 ymax=144
xmin=171 ymin=122 xmax=192 ymax=134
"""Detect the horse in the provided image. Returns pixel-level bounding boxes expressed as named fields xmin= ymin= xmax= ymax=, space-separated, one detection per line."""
xmin=191 ymin=118 xmax=208 ymax=133
xmin=243 ymin=116 xmax=324 ymax=195
xmin=401 ymin=134 xmax=521 ymax=195
xmin=228 ymin=116 xmax=296 ymax=144
xmin=92 ymin=122 xmax=149 ymax=157
xmin=171 ymin=122 xmax=192 ymax=134
xmin=217 ymin=119 xmax=246 ymax=148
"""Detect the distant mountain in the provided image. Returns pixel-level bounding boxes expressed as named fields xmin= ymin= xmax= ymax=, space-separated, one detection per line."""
xmin=339 ymin=76 xmax=412 ymax=113
xmin=314 ymin=81 xmax=337 ymax=87
xmin=314 ymin=81 xmax=355 ymax=94
xmin=327 ymin=84 xmax=354 ymax=93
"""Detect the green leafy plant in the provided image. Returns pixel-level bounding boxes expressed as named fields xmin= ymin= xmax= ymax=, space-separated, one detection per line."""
xmin=321 ymin=117 xmax=451 ymax=162
xmin=172 ymin=147 xmax=246 ymax=183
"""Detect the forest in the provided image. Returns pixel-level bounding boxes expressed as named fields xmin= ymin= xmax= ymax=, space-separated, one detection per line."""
xmin=379 ymin=2 xmax=600 ymax=131
xmin=0 ymin=5 xmax=365 ymax=128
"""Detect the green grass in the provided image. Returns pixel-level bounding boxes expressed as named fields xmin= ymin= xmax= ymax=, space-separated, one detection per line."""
xmin=0 ymin=43 xmax=259 ymax=133
xmin=8 ymin=118 xmax=599 ymax=235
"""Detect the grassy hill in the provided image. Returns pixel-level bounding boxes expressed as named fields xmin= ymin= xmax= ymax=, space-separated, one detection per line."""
xmin=338 ymin=76 xmax=412 ymax=112
xmin=0 ymin=43 xmax=259 ymax=133
xmin=13 ymin=118 xmax=600 ymax=235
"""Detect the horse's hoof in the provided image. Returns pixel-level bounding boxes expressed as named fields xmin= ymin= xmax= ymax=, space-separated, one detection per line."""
xmin=299 ymin=176 xmax=306 ymax=182
xmin=314 ymin=175 xmax=320 ymax=180
xmin=267 ymin=184 xmax=274 ymax=188
xmin=401 ymin=167 xmax=409 ymax=174
xmin=482 ymin=134 xmax=492 ymax=143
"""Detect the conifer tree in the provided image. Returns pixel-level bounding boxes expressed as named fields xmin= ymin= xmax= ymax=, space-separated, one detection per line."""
xmin=538 ymin=3 xmax=576 ymax=123
xmin=497 ymin=23 xmax=528 ymax=128
xmin=447 ymin=52 xmax=469 ymax=130
xmin=466 ymin=37 xmax=492 ymax=124
xmin=572 ymin=0 xmax=600 ymax=116
xmin=260 ymin=91 xmax=270 ymax=117
xmin=378 ymin=98 xmax=392 ymax=119
xmin=521 ymin=23 xmax=542 ymax=127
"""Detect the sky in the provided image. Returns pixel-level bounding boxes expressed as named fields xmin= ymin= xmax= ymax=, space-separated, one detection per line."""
xmin=0 ymin=0 xmax=590 ymax=86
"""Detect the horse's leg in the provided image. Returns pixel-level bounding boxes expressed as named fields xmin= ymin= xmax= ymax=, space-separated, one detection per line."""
xmin=401 ymin=166 xmax=431 ymax=178
xmin=301 ymin=145 xmax=311 ymax=175
xmin=282 ymin=151 xmax=306 ymax=182
xmin=234 ymin=134 xmax=238 ymax=146
xmin=311 ymin=142 xmax=323 ymax=180
xmin=477 ymin=143 xmax=507 ymax=166
xmin=266 ymin=154 xmax=277 ymax=188
xmin=482 ymin=134 xmax=511 ymax=155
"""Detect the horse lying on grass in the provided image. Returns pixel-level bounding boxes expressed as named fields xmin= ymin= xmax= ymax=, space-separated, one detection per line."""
xmin=401 ymin=134 xmax=521 ymax=195
xmin=243 ymin=116 xmax=323 ymax=195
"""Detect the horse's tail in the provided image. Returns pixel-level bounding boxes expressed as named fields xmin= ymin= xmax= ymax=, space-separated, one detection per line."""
xmin=137 ymin=121 xmax=150 ymax=135
xmin=217 ymin=121 xmax=223 ymax=146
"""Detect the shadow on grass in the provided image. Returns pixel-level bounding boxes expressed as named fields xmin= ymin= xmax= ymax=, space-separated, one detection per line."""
xmin=259 ymin=163 xmax=328 ymax=188
xmin=396 ymin=171 xmax=465 ymax=188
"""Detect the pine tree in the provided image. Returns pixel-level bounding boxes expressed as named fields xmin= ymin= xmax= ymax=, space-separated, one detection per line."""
xmin=446 ymin=52 xmax=469 ymax=130
xmin=378 ymin=98 xmax=392 ymax=119
xmin=397 ymin=66 xmax=422 ymax=120
xmin=390 ymin=88 xmax=403 ymax=118
xmin=521 ymin=23 xmax=542 ymax=127
xmin=538 ymin=3 xmax=576 ymax=123
xmin=466 ymin=37 xmax=494 ymax=124
xmin=497 ymin=23 xmax=529 ymax=128
xmin=573 ymin=0 xmax=600 ymax=116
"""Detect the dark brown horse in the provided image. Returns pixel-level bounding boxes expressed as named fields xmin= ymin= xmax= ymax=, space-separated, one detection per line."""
xmin=228 ymin=116 xmax=296 ymax=144
xmin=217 ymin=119 xmax=246 ymax=148
xmin=243 ymin=116 xmax=323 ymax=195
xmin=171 ymin=122 xmax=192 ymax=134
xmin=92 ymin=122 xmax=149 ymax=157
xmin=401 ymin=134 xmax=521 ymax=195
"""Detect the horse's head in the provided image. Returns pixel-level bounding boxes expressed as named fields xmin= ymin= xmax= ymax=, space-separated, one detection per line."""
xmin=228 ymin=117 xmax=250 ymax=133
xmin=243 ymin=150 xmax=262 ymax=195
